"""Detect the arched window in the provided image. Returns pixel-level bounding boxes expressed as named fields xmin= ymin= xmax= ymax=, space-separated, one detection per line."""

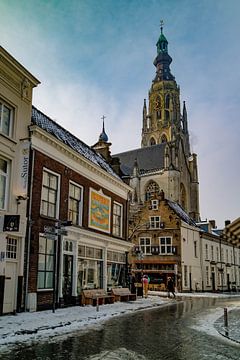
xmin=180 ymin=183 xmax=187 ymax=211
xmin=145 ymin=181 xmax=159 ymax=201
xmin=165 ymin=94 xmax=170 ymax=109
xmin=165 ymin=110 xmax=170 ymax=121
xmin=150 ymin=137 xmax=156 ymax=146
xmin=161 ymin=134 xmax=167 ymax=143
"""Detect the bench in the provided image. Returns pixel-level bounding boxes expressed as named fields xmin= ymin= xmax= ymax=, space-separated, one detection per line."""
xmin=81 ymin=289 xmax=115 ymax=306
xmin=111 ymin=288 xmax=137 ymax=302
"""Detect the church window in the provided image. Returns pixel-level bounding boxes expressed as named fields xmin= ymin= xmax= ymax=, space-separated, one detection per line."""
xmin=165 ymin=110 xmax=170 ymax=121
xmin=161 ymin=134 xmax=167 ymax=143
xmin=150 ymin=137 xmax=156 ymax=146
xmin=180 ymin=183 xmax=186 ymax=210
xmin=165 ymin=95 xmax=170 ymax=109
xmin=145 ymin=181 xmax=159 ymax=201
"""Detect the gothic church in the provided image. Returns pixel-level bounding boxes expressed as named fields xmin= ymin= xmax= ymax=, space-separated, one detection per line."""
xmin=113 ymin=26 xmax=200 ymax=221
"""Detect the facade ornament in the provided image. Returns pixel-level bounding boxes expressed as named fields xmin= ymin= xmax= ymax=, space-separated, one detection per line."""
xmin=21 ymin=77 xmax=30 ymax=99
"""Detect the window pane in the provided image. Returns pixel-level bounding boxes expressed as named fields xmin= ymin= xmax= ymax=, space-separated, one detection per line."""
xmin=161 ymin=238 xmax=165 ymax=245
xmin=48 ymin=203 xmax=56 ymax=218
xmin=46 ymin=255 xmax=54 ymax=271
xmin=37 ymin=272 xmax=45 ymax=289
xmin=166 ymin=238 xmax=171 ymax=244
xmin=46 ymin=239 xmax=54 ymax=254
xmin=2 ymin=106 xmax=11 ymax=135
xmin=39 ymin=237 xmax=46 ymax=253
xmin=0 ymin=158 xmax=7 ymax=173
xmin=0 ymin=175 xmax=6 ymax=209
xmin=48 ymin=189 xmax=56 ymax=203
xmin=49 ymin=174 xmax=57 ymax=189
xmin=45 ymin=272 xmax=53 ymax=288
xmin=38 ymin=254 xmax=45 ymax=271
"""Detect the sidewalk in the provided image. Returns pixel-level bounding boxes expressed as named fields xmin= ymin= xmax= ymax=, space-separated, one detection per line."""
xmin=0 ymin=295 xmax=169 ymax=353
xmin=0 ymin=292 xmax=239 ymax=353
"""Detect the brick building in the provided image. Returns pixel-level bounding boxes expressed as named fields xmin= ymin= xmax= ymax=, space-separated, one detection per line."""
xmin=25 ymin=107 xmax=132 ymax=311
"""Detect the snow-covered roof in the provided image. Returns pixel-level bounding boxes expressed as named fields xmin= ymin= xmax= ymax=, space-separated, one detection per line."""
xmin=31 ymin=106 xmax=120 ymax=180
xmin=167 ymin=200 xmax=197 ymax=227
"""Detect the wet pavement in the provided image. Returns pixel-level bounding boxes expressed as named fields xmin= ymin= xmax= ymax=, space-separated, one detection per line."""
xmin=0 ymin=297 xmax=239 ymax=360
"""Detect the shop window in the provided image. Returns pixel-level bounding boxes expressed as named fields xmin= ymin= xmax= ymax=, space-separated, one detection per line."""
xmin=37 ymin=236 xmax=54 ymax=289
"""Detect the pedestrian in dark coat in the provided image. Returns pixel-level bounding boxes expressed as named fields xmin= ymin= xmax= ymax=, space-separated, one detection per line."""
xmin=167 ymin=277 xmax=176 ymax=298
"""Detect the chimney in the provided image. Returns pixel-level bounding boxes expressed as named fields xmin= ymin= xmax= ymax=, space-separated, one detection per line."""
xmin=209 ymin=220 xmax=216 ymax=229
xmin=225 ymin=220 xmax=231 ymax=227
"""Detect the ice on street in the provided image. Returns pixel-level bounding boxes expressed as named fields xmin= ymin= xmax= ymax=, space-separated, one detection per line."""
xmin=0 ymin=292 xmax=240 ymax=356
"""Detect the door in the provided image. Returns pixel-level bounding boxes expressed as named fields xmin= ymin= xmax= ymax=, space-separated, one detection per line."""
xmin=62 ymin=254 xmax=73 ymax=305
xmin=3 ymin=262 xmax=17 ymax=314
xmin=211 ymin=272 xmax=216 ymax=291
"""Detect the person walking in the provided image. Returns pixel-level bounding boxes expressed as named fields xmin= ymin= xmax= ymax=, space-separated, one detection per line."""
xmin=142 ymin=274 xmax=149 ymax=298
xmin=167 ymin=277 xmax=176 ymax=299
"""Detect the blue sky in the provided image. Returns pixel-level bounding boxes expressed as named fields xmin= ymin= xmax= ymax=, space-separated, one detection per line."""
xmin=1 ymin=0 xmax=240 ymax=227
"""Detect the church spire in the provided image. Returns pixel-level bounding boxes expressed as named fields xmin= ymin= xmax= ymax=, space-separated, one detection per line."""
xmin=182 ymin=101 xmax=188 ymax=134
xmin=99 ymin=115 xmax=108 ymax=142
xmin=153 ymin=22 xmax=175 ymax=82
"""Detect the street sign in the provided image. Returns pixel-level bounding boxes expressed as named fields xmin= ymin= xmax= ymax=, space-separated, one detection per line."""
xmin=45 ymin=233 xmax=56 ymax=240
xmin=44 ymin=225 xmax=55 ymax=234
xmin=59 ymin=229 xmax=68 ymax=236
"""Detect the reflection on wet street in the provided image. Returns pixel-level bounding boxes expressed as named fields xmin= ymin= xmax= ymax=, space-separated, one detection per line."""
xmin=1 ymin=297 xmax=239 ymax=360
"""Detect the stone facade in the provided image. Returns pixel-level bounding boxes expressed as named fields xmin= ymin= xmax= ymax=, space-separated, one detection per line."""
xmin=0 ymin=46 xmax=39 ymax=314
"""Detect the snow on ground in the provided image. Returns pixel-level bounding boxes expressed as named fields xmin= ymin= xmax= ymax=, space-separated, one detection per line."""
xmin=0 ymin=292 xmax=239 ymax=354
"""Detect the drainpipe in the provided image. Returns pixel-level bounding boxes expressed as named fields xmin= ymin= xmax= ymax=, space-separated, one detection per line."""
xmin=24 ymin=147 xmax=35 ymax=312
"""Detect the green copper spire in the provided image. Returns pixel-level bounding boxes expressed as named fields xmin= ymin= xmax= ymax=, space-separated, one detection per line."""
xmin=153 ymin=21 xmax=175 ymax=82
xmin=156 ymin=20 xmax=168 ymax=54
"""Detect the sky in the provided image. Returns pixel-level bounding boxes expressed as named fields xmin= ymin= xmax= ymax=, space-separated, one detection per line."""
xmin=0 ymin=0 xmax=239 ymax=228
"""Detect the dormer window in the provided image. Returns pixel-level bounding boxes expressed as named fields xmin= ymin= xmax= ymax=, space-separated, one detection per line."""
xmin=151 ymin=199 xmax=159 ymax=210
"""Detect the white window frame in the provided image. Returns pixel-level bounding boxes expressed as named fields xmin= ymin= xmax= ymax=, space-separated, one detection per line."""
xmin=40 ymin=168 xmax=60 ymax=219
xmin=112 ymin=201 xmax=123 ymax=237
xmin=68 ymin=181 xmax=83 ymax=226
xmin=151 ymin=199 xmax=159 ymax=210
xmin=139 ymin=237 xmax=151 ymax=255
xmin=6 ymin=236 xmax=18 ymax=260
xmin=159 ymin=236 xmax=173 ymax=255
xmin=37 ymin=235 xmax=54 ymax=290
xmin=150 ymin=216 xmax=161 ymax=229
xmin=0 ymin=100 xmax=13 ymax=137
xmin=0 ymin=157 xmax=10 ymax=210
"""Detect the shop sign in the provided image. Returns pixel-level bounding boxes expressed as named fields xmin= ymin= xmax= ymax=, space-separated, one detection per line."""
xmin=3 ymin=215 xmax=20 ymax=232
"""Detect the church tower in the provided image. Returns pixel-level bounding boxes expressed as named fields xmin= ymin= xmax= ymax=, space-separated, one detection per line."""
xmin=142 ymin=22 xmax=188 ymax=151
xmin=114 ymin=25 xmax=200 ymax=221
